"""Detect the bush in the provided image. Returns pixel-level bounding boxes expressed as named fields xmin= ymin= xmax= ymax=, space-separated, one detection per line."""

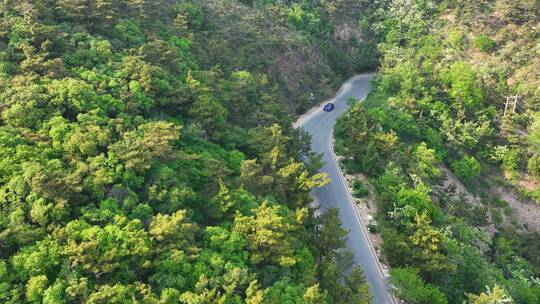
xmin=491 ymin=209 xmax=503 ymax=226
xmin=361 ymin=142 xmax=383 ymax=176
xmin=527 ymin=153 xmax=540 ymax=177
xmin=367 ymin=224 xmax=379 ymax=233
xmin=471 ymin=206 xmax=489 ymax=226
xmin=390 ymin=267 xmax=448 ymax=304
xmin=353 ymin=179 xmax=370 ymax=198
xmin=474 ymin=35 xmax=496 ymax=52
xmin=451 ymin=156 xmax=481 ymax=184
xmin=492 ymin=198 xmax=509 ymax=208
xmin=448 ymin=30 xmax=465 ymax=49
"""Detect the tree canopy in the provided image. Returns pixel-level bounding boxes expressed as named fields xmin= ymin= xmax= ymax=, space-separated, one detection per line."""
xmin=0 ymin=0 xmax=376 ymax=303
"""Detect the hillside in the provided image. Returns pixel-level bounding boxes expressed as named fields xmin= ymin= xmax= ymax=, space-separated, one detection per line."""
xmin=335 ymin=0 xmax=540 ymax=303
xmin=0 ymin=1 xmax=377 ymax=303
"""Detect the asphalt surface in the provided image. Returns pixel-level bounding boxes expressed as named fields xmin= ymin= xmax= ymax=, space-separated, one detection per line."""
xmin=295 ymin=74 xmax=394 ymax=304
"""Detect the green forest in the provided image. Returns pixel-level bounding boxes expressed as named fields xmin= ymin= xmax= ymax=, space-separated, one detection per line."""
xmin=0 ymin=0 xmax=378 ymax=303
xmin=335 ymin=0 xmax=540 ymax=303
xmin=1 ymin=0 xmax=539 ymax=303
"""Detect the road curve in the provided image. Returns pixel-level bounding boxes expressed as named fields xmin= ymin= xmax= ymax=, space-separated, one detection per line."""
xmin=295 ymin=74 xmax=395 ymax=304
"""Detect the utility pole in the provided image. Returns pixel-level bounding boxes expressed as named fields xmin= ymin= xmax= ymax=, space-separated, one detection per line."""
xmin=503 ymin=95 xmax=520 ymax=117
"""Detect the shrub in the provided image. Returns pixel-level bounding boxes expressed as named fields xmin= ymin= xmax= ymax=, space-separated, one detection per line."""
xmin=390 ymin=268 xmax=448 ymax=304
xmin=451 ymin=156 xmax=481 ymax=184
xmin=527 ymin=153 xmax=540 ymax=177
xmin=448 ymin=30 xmax=465 ymax=48
xmin=471 ymin=206 xmax=489 ymax=226
xmin=474 ymin=35 xmax=496 ymax=52
xmin=367 ymin=224 xmax=378 ymax=234
xmin=492 ymin=198 xmax=509 ymax=208
xmin=503 ymin=206 xmax=513 ymax=216
xmin=491 ymin=209 xmax=503 ymax=226
xmin=353 ymin=179 xmax=369 ymax=198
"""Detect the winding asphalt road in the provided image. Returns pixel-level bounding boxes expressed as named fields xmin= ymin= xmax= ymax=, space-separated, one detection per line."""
xmin=294 ymin=74 xmax=394 ymax=304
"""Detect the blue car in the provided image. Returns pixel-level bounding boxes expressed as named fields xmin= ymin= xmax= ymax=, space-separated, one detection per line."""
xmin=323 ymin=103 xmax=335 ymax=112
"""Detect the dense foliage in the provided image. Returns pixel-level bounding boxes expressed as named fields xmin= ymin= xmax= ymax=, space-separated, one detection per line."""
xmin=336 ymin=0 xmax=540 ymax=303
xmin=0 ymin=0 xmax=378 ymax=303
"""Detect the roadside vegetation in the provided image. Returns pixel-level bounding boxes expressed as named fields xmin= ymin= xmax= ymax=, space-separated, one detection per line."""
xmin=335 ymin=0 xmax=540 ymax=303
xmin=3 ymin=0 xmax=539 ymax=303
